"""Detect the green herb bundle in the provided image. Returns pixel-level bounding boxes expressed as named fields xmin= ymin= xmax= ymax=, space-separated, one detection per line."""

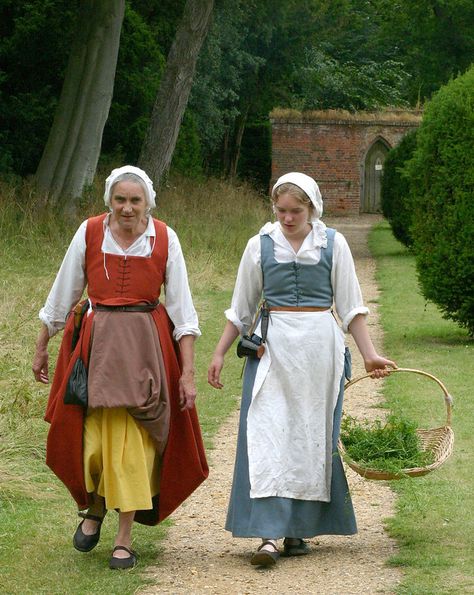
xmin=340 ymin=414 xmax=434 ymax=475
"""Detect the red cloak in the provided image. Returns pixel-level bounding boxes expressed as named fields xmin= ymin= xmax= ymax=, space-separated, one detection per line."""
xmin=44 ymin=214 xmax=208 ymax=525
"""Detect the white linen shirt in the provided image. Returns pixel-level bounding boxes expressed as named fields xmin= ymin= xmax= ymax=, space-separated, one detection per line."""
xmin=39 ymin=215 xmax=200 ymax=341
xmin=225 ymin=220 xmax=368 ymax=334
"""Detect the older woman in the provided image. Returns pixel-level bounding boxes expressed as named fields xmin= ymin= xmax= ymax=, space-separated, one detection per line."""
xmin=208 ymin=172 xmax=395 ymax=567
xmin=33 ymin=165 xmax=208 ymax=569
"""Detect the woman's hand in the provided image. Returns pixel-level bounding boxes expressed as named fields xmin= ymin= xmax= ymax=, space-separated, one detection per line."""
xmin=177 ymin=335 xmax=197 ymax=410
xmin=32 ymin=325 xmax=50 ymax=384
xmin=364 ymin=355 xmax=397 ymax=378
xmin=179 ymin=370 xmax=197 ymax=411
xmin=208 ymin=354 xmax=225 ymax=389
xmin=207 ymin=321 xmax=240 ymax=389
xmin=32 ymin=347 xmax=49 ymax=384
xmin=349 ymin=314 xmax=396 ymax=378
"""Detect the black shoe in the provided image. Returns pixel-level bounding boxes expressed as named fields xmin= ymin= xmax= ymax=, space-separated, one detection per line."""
xmin=73 ymin=513 xmax=104 ymax=552
xmin=250 ymin=541 xmax=280 ymax=567
xmin=109 ymin=546 xmax=138 ymax=570
xmin=282 ymin=538 xmax=311 ymax=557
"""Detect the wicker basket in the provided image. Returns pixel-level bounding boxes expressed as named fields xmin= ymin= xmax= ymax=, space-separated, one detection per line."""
xmin=338 ymin=367 xmax=454 ymax=480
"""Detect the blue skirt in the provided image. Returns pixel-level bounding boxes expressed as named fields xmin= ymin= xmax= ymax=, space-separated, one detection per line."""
xmin=225 ymin=348 xmax=357 ymax=538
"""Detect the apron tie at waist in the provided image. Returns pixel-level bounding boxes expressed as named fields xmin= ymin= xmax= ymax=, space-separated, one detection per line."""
xmin=93 ymin=300 xmax=159 ymax=313
xmin=268 ymin=306 xmax=330 ymax=312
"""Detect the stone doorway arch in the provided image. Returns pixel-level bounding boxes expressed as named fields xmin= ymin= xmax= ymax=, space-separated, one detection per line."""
xmin=361 ymin=138 xmax=390 ymax=213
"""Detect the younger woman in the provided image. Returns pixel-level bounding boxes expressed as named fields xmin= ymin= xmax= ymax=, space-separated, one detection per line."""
xmin=208 ymin=172 xmax=394 ymax=566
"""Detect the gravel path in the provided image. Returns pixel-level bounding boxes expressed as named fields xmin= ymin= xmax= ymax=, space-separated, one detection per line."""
xmin=141 ymin=215 xmax=402 ymax=595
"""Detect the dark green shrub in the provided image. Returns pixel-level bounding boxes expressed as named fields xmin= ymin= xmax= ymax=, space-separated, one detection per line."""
xmin=171 ymin=110 xmax=203 ymax=179
xmin=381 ymin=129 xmax=418 ymax=248
xmin=407 ymin=65 xmax=474 ymax=336
xmin=0 ymin=1 xmax=78 ymax=175
xmin=237 ymin=121 xmax=272 ymax=191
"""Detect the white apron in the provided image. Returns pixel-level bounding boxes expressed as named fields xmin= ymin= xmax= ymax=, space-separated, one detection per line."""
xmin=247 ymin=310 xmax=346 ymax=501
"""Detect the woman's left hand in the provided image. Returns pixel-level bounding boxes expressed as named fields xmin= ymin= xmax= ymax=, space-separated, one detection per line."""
xmin=179 ymin=370 xmax=197 ymax=411
xmin=364 ymin=355 xmax=397 ymax=378
xmin=348 ymin=315 xmax=396 ymax=379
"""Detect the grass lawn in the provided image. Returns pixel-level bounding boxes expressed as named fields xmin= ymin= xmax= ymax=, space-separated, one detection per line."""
xmin=369 ymin=221 xmax=474 ymax=595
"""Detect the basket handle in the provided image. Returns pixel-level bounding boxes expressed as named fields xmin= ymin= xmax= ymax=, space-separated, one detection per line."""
xmin=344 ymin=367 xmax=453 ymax=427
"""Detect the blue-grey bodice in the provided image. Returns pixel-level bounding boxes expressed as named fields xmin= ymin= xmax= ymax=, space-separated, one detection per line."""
xmin=261 ymin=228 xmax=335 ymax=307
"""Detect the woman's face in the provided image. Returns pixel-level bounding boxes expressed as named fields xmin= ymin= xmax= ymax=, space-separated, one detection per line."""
xmin=274 ymin=193 xmax=311 ymax=239
xmin=110 ymin=180 xmax=148 ymax=231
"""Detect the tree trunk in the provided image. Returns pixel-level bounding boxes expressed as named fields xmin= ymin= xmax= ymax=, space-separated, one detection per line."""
xmin=138 ymin=0 xmax=214 ymax=188
xmin=222 ymin=127 xmax=231 ymax=177
xmin=34 ymin=0 xmax=125 ymax=210
xmin=228 ymin=107 xmax=249 ymax=179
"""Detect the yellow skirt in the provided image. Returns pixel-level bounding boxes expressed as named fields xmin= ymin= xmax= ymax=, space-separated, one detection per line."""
xmin=83 ymin=408 xmax=160 ymax=512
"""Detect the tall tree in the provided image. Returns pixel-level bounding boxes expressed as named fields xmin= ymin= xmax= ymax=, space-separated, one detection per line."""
xmin=34 ymin=0 xmax=125 ymax=209
xmin=138 ymin=0 xmax=214 ymax=187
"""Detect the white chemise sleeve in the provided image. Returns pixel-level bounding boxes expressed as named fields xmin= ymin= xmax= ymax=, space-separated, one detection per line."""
xmin=164 ymin=227 xmax=201 ymax=342
xmin=225 ymin=235 xmax=263 ymax=335
xmin=331 ymin=231 xmax=369 ymax=332
xmin=39 ymin=221 xmax=88 ymax=337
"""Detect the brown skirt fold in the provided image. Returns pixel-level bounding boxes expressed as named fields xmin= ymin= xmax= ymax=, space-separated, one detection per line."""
xmin=87 ymin=311 xmax=170 ymax=456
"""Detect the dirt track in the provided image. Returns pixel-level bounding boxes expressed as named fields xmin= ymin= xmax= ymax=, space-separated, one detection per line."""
xmin=141 ymin=215 xmax=402 ymax=595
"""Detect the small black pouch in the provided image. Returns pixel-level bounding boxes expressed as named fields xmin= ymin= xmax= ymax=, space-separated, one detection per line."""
xmin=236 ymin=303 xmax=269 ymax=360
xmin=64 ymin=300 xmax=89 ymax=407
xmin=236 ymin=334 xmax=264 ymax=359
xmin=64 ymin=357 xmax=88 ymax=407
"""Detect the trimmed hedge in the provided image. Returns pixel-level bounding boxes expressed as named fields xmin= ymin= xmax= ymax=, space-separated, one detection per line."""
xmin=407 ymin=65 xmax=474 ymax=336
xmin=381 ymin=129 xmax=417 ymax=248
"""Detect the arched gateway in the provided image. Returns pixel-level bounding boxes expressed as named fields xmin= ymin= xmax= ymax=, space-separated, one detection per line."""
xmin=362 ymin=137 xmax=391 ymax=213
xmin=270 ymin=109 xmax=421 ymax=215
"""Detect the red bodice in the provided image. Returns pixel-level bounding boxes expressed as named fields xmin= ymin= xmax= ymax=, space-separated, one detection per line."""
xmin=85 ymin=214 xmax=168 ymax=305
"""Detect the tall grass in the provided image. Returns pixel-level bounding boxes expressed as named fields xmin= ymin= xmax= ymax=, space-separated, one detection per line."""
xmin=0 ymin=172 xmax=269 ymax=593
xmin=0 ymin=173 xmax=268 ymax=286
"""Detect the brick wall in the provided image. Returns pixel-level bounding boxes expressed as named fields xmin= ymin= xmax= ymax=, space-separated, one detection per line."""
xmin=271 ymin=114 xmax=420 ymax=214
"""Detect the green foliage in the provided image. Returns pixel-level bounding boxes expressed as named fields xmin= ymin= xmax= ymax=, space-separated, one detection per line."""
xmin=0 ymin=0 xmax=78 ymax=174
xmin=375 ymin=0 xmax=474 ymax=104
xmin=407 ymin=66 xmax=474 ymax=336
xmin=131 ymin=0 xmax=186 ymax=56
xmin=101 ymin=5 xmax=165 ymax=163
xmin=293 ymin=48 xmax=410 ymax=111
xmin=340 ymin=414 xmax=433 ymax=475
xmin=170 ymin=110 xmax=203 ymax=179
xmin=237 ymin=121 xmax=272 ymax=190
xmin=190 ymin=0 xmax=267 ymax=169
xmin=381 ymin=130 xmax=417 ymax=247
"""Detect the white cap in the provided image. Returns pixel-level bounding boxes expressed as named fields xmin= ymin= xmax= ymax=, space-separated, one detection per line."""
xmin=272 ymin=172 xmax=323 ymax=219
xmin=104 ymin=165 xmax=156 ymax=209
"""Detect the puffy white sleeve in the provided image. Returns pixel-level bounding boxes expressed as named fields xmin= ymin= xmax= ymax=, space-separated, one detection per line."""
xmin=225 ymin=235 xmax=263 ymax=335
xmin=164 ymin=227 xmax=201 ymax=341
xmin=39 ymin=221 xmax=88 ymax=337
xmin=331 ymin=232 xmax=369 ymax=332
